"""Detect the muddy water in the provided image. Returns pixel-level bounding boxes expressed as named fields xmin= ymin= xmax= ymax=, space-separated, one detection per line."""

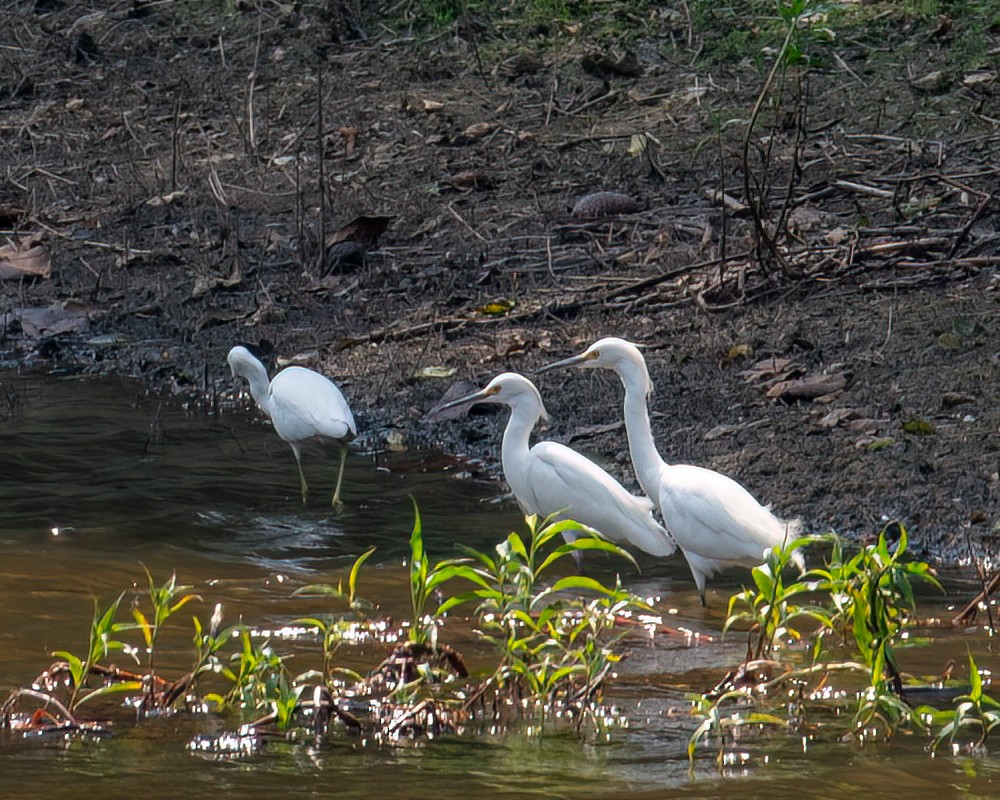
xmin=1 ymin=370 xmax=997 ymax=798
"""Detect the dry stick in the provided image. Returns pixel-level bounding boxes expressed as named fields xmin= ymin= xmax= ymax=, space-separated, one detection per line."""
xmin=295 ymin=151 xmax=304 ymax=272
xmin=944 ymin=188 xmax=992 ymax=260
xmin=716 ymin=124 xmax=728 ymax=285
xmin=771 ymin=70 xmax=807 ymax=253
xmin=316 ymin=69 xmax=326 ymax=276
xmin=1 ymin=688 xmax=79 ymax=728
xmin=342 ymin=257 xmax=743 ymax=347
xmin=741 ymin=18 xmax=797 ymax=274
xmin=446 ymin=202 xmax=488 ymax=243
xmin=170 ymin=94 xmax=182 ymax=193
xmin=952 ymin=571 xmax=1000 ymax=629
xmin=545 ymin=76 xmax=557 ymax=126
xmin=245 ymin=5 xmax=265 ymax=156
xmin=953 ymin=531 xmax=999 ymax=631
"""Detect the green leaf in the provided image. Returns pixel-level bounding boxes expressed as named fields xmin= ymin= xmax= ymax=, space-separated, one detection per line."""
xmin=132 ymin=608 xmax=153 ymax=649
xmin=536 ymin=538 xmax=636 ymax=575
xmin=349 ymin=546 xmax=377 ymax=600
xmin=293 ymin=583 xmax=350 ymax=599
xmin=548 ymin=575 xmax=620 ymax=597
xmin=76 ymin=680 xmax=145 ymax=707
xmin=435 ymin=589 xmax=499 ymax=616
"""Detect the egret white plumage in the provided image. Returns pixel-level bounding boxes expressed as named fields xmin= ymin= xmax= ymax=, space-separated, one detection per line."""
xmin=227 ymin=345 xmax=357 ymax=507
xmin=539 ymin=338 xmax=803 ymax=604
xmin=440 ymin=372 xmax=676 ymax=559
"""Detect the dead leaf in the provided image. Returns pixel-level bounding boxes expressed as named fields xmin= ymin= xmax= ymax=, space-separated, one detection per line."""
xmin=413 ymin=365 xmax=457 ymax=380
xmin=942 ymin=391 xmax=976 ymax=408
xmin=65 ymin=97 xmax=85 ymax=111
xmin=786 ymin=204 xmax=825 ymax=233
xmin=571 ymin=192 xmax=639 ymax=219
xmin=0 ymin=235 xmax=51 ymax=280
xmin=845 ymin=418 xmax=884 ymax=434
xmin=462 ymin=122 xmax=493 ymax=138
xmin=422 ymin=99 xmax=445 ymax=112
xmin=15 ymin=304 xmax=89 ymax=339
xmin=816 ymin=408 xmax=856 ymax=428
xmin=910 ymin=70 xmax=948 ymax=92
xmin=567 ymin=420 xmax=626 ymax=444
xmin=325 ymin=215 xmax=394 ymax=249
xmin=191 ymin=263 xmax=242 ymax=299
xmin=476 ymin=299 xmax=515 ymax=316
xmin=963 ymin=71 xmax=997 ymax=89
xmin=704 ymin=419 xmax=768 ymax=441
xmin=825 ymin=226 xmax=851 ymax=246
xmin=767 ymin=373 xmax=847 ymax=402
xmin=338 ymin=125 xmax=358 ymax=155
xmin=146 ymin=190 xmax=187 ymax=207
xmin=422 ymin=381 xmax=480 ymax=422
xmin=447 ymin=170 xmax=495 ymax=190
xmin=740 ymin=357 xmax=799 ymax=383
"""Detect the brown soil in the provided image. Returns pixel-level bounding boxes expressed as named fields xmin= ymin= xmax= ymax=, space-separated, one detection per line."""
xmin=1 ymin=2 xmax=997 ymax=560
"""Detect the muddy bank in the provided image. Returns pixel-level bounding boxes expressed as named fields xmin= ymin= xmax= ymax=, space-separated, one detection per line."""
xmin=1 ymin=2 xmax=997 ymax=559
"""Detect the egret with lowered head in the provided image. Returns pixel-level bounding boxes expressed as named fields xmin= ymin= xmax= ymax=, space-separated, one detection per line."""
xmin=440 ymin=372 xmax=676 ymax=560
xmin=227 ymin=345 xmax=357 ymax=508
xmin=539 ymin=338 xmax=803 ymax=604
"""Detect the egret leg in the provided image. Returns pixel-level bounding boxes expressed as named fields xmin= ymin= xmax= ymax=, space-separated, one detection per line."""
xmin=561 ymin=529 xmax=584 ymax=573
xmin=331 ymin=444 xmax=348 ymax=509
xmin=291 ymin=444 xmax=309 ymax=504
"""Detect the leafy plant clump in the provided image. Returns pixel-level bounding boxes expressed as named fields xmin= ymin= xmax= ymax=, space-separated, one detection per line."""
xmin=688 ymin=524 xmax=1000 ymax=765
xmin=1 ymin=508 xmax=652 ymax=750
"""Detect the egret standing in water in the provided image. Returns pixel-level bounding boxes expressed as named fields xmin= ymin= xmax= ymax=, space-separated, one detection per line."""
xmin=539 ymin=338 xmax=803 ymax=604
xmin=441 ymin=372 xmax=676 ymax=559
xmin=227 ymin=345 xmax=357 ymax=508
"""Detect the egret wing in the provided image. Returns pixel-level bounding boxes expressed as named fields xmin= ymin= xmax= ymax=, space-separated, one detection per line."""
xmin=269 ymin=367 xmax=357 ymax=444
xmin=657 ymin=464 xmax=795 ymax=565
xmin=521 ymin=442 xmax=675 ymax=557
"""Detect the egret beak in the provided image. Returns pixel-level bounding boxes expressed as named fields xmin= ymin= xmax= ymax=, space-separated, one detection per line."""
xmin=439 ymin=384 xmax=499 ymax=412
xmin=535 ymin=350 xmax=595 ymax=375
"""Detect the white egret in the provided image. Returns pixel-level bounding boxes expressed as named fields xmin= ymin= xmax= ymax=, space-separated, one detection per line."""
xmin=441 ymin=372 xmax=676 ymax=559
xmin=227 ymin=345 xmax=357 ymax=507
xmin=539 ymin=338 xmax=803 ymax=604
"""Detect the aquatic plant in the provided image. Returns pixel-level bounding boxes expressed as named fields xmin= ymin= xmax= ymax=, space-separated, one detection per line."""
xmin=923 ymin=650 xmax=1000 ymax=754
xmin=50 ymin=592 xmax=139 ymax=711
xmin=438 ymin=513 xmax=650 ymax=724
xmin=723 ymin=532 xmax=820 ymax=660
xmin=294 ymin=545 xmax=377 ymax=684
xmin=132 ymin=568 xmax=201 ymax=701
xmin=691 ymin=524 xmax=947 ymax=761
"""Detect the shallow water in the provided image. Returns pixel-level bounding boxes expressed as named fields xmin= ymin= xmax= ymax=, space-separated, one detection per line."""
xmin=1 ymin=369 xmax=997 ymax=797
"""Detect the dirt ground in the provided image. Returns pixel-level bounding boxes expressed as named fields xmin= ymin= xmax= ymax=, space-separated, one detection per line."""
xmin=1 ymin=2 xmax=997 ymax=560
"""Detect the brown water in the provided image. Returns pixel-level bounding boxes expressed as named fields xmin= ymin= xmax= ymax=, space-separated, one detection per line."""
xmin=1 ymin=370 xmax=997 ymax=798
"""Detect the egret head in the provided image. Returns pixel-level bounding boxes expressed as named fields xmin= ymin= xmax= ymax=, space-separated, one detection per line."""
xmin=227 ymin=345 xmax=255 ymax=378
xmin=538 ymin=337 xmax=645 ymax=372
xmin=440 ymin=372 xmax=548 ymax=419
